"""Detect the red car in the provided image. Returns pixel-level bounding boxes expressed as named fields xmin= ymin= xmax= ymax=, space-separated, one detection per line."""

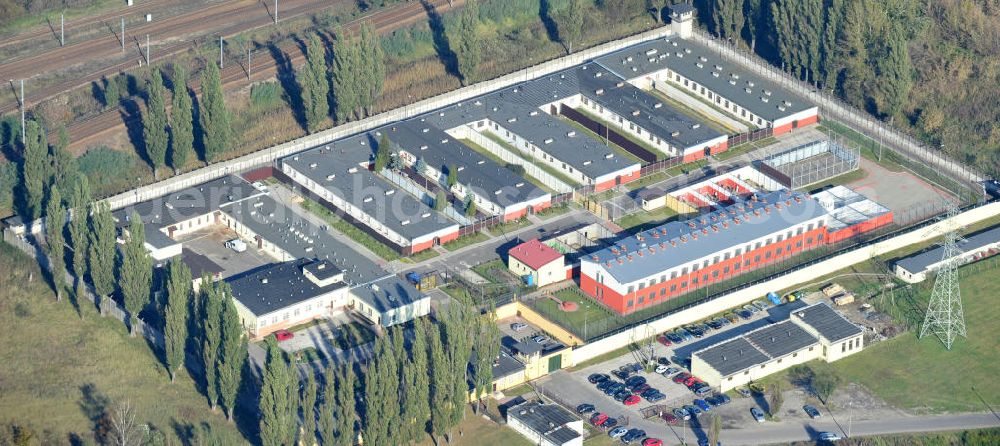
xmin=274 ymin=330 xmax=294 ymax=341
xmin=656 ymin=335 xmax=672 ymax=346
xmin=662 ymin=413 xmax=678 ymax=425
xmin=673 ymin=372 xmax=691 ymax=384
xmin=683 ymin=376 xmax=702 ymax=387
xmin=590 ymin=413 xmax=609 ymax=426
xmin=642 ymin=438 xmax=663 ymax=446
xmin=623 ymin=395 xmax=641 ymax=406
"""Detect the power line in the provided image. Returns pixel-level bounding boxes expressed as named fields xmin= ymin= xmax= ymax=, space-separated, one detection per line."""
xmin=918 ymin=203 xmax=967 ymax=350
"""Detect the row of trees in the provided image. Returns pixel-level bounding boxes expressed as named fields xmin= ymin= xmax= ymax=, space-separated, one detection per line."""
xmin=299 ymin=23 xmax=386 ymax=133
xmin=137 ymin=58 xmax=232 ymax=179
xmin=258 ymin=302 xmax=500 ymax=446
xmin=703 ymin=0 xmax=921 ymax=120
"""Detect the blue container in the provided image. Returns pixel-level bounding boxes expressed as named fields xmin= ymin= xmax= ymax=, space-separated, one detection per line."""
xmin=406 ymin=272 xmax=421 ymax=283
xmin=524 ymin=274 xmax=534 ymax=286
xmin=767 ymin=291 xmax=781 ymax=305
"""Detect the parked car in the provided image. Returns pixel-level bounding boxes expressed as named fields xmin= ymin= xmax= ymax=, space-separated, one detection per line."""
xmin=804 ymin=405 xmax=822 ymax=419
xmin=642 ymin=438 xmax=663 ymax=446
xmin=705 ymin=319 xmax=725 ymax=330
xmin=661 ymin=367 xmax=681 ymax=377
xmin=225 ymin=238 xmax=247 ymax=253
xmin=698 ymin=438 xmax=710 ymax=446
xmin=683 ymin=376 xmax=701 ymax=387
xmin=251 ymin=181 xmax=270 ymax=194
xmin=656 ymin=357 xmax=671 ymax=366
xmin=673 ymin=372 xmax=692 ymax=384
xmin=705 ymin=396 xmax=722 ymax=406
xmin=510 ymin=322 xmax=528 ymax=331
xmin=686 ymin=325 xmax=706 ymax=338
xmin=715 ymin=394 xmax=732 ymax=404
xmin=627 ymin=362 xmax=643 ymax=373
xmin=621 ymin=428 xmax=646 ymax=443
xmin=737 ymin=309 xmax=754 ymax=319
xmin=623 ymin=395 xmax=641 ymax=406
xmin=662 ymin=413 xmax=678 ymax=425
xmin=750 ymin=407 xmax=766 ymax=423
xmin=665 ymin=332 xmax=685 ymax=344
xmin=724 ymin=313 xmax=740 ymax=323
xmin=673 ymin=407 xmax=691 ymax=421
xmin=590 ymin=413 xmax=609 ymax=426
xmin=752 ymin=300 xmax=769 ymax=311
xmin=693 ymin=385 xmax=713 ymax=396
xmin=612 ymin=369 xmax=631 ymax=380
xmin=274 ymin=329 xmax=294 ymax=341
xmin=676 ymin=329 xmax=694 ymax=341
xmin=694 ymin=399 xmax=712 ymax=412
xmin=577 ymin=403 xmax=596 ymax=414
xmin=631 ymin=383 xmax=651 ymax=394
xmin=614 ymin=390 xmax=632 ymax=402
xmin=625 ymin=376 xmax=647 ymax=387
xmin=737 ymin=388 xmax=752 ymax=398
xmin=603 ymin=418 xmax=619 ymax=429
xmin=683 ymin=404 xmax=702 ymax=416
xmin=608 ymin=427 xmax=629 ymax=439
xmin=817 ymin=432 xmax=842 ymax=441
xmin=656 ymin=335 xmax=672 ymax=346
xmin=695 ymin=322 xmax=713 ymax=332
xmin=743 ymin=304 xmax=759 ymax=314
xmin=588 ymin=373 xmax=609 ymax=384
xmin=646 ymin=393 xmax=665 ymax=403
xmin=654 ymin=364 xmax=669 ymax=374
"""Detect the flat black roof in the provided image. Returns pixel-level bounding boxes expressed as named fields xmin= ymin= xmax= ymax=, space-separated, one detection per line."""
xmin=302 ymin=259 xmax=343 ymax=281
xmin=593 ymin=38 xmax=814 ymax=122
xmin=113 ymin=174 xmax=262 ymax=230
xmin=791 ymin=302 xmax=862 ymax=343
xmin=226 ymin=259 xmax=348 ymax=316
xmin=693 ymin=337 xmax=770 ymax=377
xmin=743 ymin=320 xmax=816 ymax=358
xmin=507 ymin=401 xmax=581 ymax=445
xmin=896 ymin=225 xmax=1000 ymax=274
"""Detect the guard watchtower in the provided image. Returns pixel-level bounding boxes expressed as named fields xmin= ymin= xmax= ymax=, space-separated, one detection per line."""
xmin=668 ymin=3 xmax=696 ymax=39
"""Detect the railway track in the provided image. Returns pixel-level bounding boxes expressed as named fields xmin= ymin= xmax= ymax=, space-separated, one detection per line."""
xmin=0 ymin=0 xmax=355 ymax=116
xmin=64 ymin=0 xmax=460 ymax=151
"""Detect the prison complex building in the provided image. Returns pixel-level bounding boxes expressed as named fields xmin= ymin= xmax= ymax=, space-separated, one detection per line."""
xmin=593 ymin=37 xmax=819 ymax=139
xmin=894 ymin=224 xmax=1000 ymax=283
xmin=691 ymin=302 xmax=863 ymax=392
xmin=221 ymin=193 xmax=430 ymax=336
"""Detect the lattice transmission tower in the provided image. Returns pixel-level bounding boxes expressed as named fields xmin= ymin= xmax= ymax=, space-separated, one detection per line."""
xmin=918 ymin=205 xmax=967 ymax=350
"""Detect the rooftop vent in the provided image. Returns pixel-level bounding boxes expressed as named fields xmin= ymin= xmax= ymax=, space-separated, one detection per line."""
xmin=604 ymin=153 xmax=614 ymax=159
xmin=529 ymin=110 xmax=539 ymax=116
xmin=691 ymin=124 xmax=701 ymax=129
xmin=567 ymin=131 xmax=577 ymax=137
xmin=309 ymin=163 xmax=318 ymax=169
xmin=400 ymin=220 xmax=410 ymax=226
xmin=645 ymin=49 xmax=658 ymax=56
xmin=654 ymin=102 xmax=663 ymax=109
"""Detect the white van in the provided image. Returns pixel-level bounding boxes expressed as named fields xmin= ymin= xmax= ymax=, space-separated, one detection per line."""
xmin=225 ymin=239 xmax=247 ymax=253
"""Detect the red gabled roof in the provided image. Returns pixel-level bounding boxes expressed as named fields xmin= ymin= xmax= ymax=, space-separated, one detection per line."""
xmin=508 ymin=239 xmax=562 ymax=270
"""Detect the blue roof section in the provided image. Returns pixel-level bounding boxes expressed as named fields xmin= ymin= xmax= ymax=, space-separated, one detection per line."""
xmin=593 ymin=37 xmax=814 ymax=122
xmin=895 ymin=224 xmax=1000 ymax=274
xmin=281 ymin=142 xmax=457 ymax=241
xmin=586 ymin=190 xmax=827 ymax=284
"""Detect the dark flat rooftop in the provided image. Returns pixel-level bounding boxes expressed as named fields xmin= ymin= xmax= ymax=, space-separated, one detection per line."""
xmin=113 ymin=174 xmax=262 ymax=230
xmin=693 ymin=337 xmax=770 ymax=378
xmin=227 ymin=259 xmax=348 ymax=316
xmin=743 ymin=320 xmax=816 ymax=358
xmin=791 ymin=302 xmax=862 ymax=343
xmin=507 ymin=401 xmax=581 ymax=445
xmin=895 ymin=225 xmax=1000 ymax=275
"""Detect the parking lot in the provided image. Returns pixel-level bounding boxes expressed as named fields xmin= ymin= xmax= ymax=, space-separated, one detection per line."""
xmin=175 ymin=226 xmax=274 ymax=278
xmin=534 ymin=298 xmax=820 ymax=444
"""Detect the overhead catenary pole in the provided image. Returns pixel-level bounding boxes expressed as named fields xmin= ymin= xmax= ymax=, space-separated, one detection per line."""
xmin=60 ymin=13 xmax=64 ymax=46
xmin=274 ymin=0 xmax=278 ymax=23
xmin=219 ymin=36 xmax=224 ymax=69
xmin=146 ymin=34 xmax=150 ymax=64
xmin=20 ymin=79 xmax=25 ymax=146
xmin=121 ymin=17 xmax=125 ymax=52
xmin=247 ymin=46 xmax=251 ymax=80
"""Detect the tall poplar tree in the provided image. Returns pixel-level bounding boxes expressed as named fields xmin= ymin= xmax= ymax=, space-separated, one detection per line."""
xmin=199 ymin=59 xmax=231 ymax=162
xmin=163 ymin=257 xmax=192 ymax=382
xmin=303 ymin=33 xmax=330 ymax=133
xmin=454 ymin=0 xmax=481 ymax=85
xmin=427 ymin=321 xmax=451 ymax=442
xmin=558 ymin=0 xmax=585 ymax=53
xmin=334 ymin=365 xmax=357 ymax=446
xmin=87 ymin=201 xmax=116 ymax=314
xmin=331 ymin=29 xmax=360 ymax=121
xmin=362 ymin=331 xmax=399 ymax=446
xmin=118 ymin=214 xmax=152 ymax=336
xmin=472 ymin=302 xmax=501 ymax=411
xmin=20 ymin=120 xmax=48 ymax=220
xmin=218 ymin=283 xmax=247 ymax=422
xmin=200 ymin=282 xmax=223 ymax=411
xmin=143 ymin=70 xmax=169 ymax=179
xmin=67 ymin=174 xmax=91 ymax=297
xmin=359 ymin=22 xmax=385 ymax=115
xmin=401 ymin=319 xmax=431 ymax=443
xmin=444 ymin=305 xmax=474 ymax=427
xmin=259 ymin=336 xmax=298 ymax=446
xmin=44 ymin=185 xmax=67 ymax=301
xmin=300 ymin=372 xmax=318 ymax=446
xmin=318 ymin=366 xmax=337 ymax=446
xmin=170 ymin=66 xmax=194 ymax=172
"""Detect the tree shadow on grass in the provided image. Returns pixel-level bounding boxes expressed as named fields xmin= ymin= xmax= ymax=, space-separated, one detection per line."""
xmin=268 ymin=42 xmax=308 ymax=133
xmin=78 ymin=383 xmax=111 ymax=444
xmin=119 ymin=97 xmax=152 ymax=174
xmin=538 ymin=0 xmax=562 ymax=48
xmin=420 ymin=0 xmax=460 ymax=81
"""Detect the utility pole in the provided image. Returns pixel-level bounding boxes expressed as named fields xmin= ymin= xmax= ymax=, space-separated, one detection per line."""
xmin=275 ymin=0 xmax=279 ymax=23
xmin=20 ymin=79 xmax=25 ymax=147
xmin=146 ymin=34 xmax=150 ymax=64
xmin=121 ymin=17 xmax=125 ymax=52
xmin=60 ymin=13 xmax=64 ymax=46
xmin=247 ymin=46 xmax=251 ymax=80
xmin=219 ymin=36 xmax=224 ymax=69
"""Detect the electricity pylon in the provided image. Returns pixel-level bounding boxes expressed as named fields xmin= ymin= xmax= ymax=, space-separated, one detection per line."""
xmin=918 ymin=204 xmax=967 ymax=350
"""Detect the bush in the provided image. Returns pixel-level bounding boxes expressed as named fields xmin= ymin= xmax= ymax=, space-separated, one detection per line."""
xmin=250 ymin=81 xmax=282 ymax=109
xmin=77 ymin=147 xmax=139 ymax=190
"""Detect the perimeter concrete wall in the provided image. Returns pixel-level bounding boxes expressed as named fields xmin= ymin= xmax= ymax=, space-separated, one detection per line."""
xmin=570 ymin=201 xmax=1000 ymax=365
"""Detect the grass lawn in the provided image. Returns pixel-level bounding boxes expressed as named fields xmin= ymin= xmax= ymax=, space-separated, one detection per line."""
xmin=460 ymin=139 xmax=557 ymax=194
xmin=574 ymin=107 xmax=668 ymax=160
xmin=645 ymin=89 xmax=737 ymax=135
xmin=442 ymin=231 xmax=491 ymax=252
xmin=625 ymin=171 xmax=671 ymax=191
xmin=0 ymin=243 xmax=245 ymax=443
xmin=297 ymin=195 xmax=402 ymax=261
xmin=801 ymin=167 xmax=868 ymax=193
xmin=413 ymin=408 xmax=532 ymax=446
xmin=331 ymin=321 xmax=377 ymax=351
xmin=815 ymin=263 xmax=1000 ymax=413
xmin=487 ymin=217 xmax=534 ymax=236
xmin=617 ymin=206 xmax=680 ymax=232
xmin=536 ymin=203 xmax=574 ymax=219
xmin=482 ymin=133 xmax=583 ymax=188
xmin=471 ymin=259 xmax=516 ymax=285
xmin=404 ymin=248 xmax=440 ymax=263
xmin=529 ymin=287 xmax=616 ymax=341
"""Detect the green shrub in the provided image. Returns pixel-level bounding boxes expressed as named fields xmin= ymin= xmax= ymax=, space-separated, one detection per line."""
xmin=250 ymin=81 xmax=282 ymax=109
xmin=77 ymin=147 xmax=139 ymax=190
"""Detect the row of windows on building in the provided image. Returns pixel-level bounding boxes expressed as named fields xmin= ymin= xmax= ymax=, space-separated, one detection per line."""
xmin=725 ymin=345 xmax=815 ymax=381
xmin=580 ymin=96 xmax=677 ymax=152
xmin=668 ymin=72 xmax=767 ymax=127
